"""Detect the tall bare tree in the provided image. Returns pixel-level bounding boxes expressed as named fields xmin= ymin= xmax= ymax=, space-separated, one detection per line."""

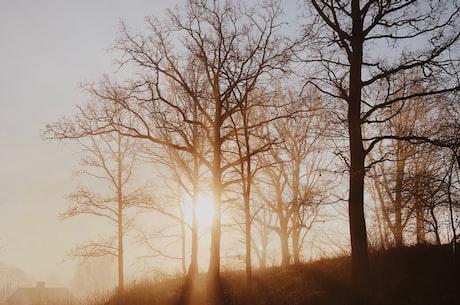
xmin=144 ymin=125 xmax=210 ymax=305
xmin=228 ymin=85 xmax=294 ymax=284
xmin=302 ymin=1 xmax=460 ymax=295
xmin=368 ymin=98 xmax=421 ymax=247
xmin=250 ymin=203 xmax=276 ymax=269
xmin=45 ymin=1 xmax=295 ymax=303
xmin=256 ymin=146 xmax=293 ymax=266
xmin=283 ymin=95 xmax=326 ymax=265
xmin=254 ymin=91 xmax=327 ymax=266
xmin=48 ymin=105 xmax=146 ymax=293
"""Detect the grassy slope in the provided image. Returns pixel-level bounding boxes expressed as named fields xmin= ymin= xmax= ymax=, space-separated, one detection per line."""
xmin=107 ymin=244 xmax=460 ymax=305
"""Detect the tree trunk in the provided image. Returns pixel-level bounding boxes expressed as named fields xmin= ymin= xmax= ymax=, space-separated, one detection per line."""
xmin=260 ymin=244 xmax=267 ymax=269
xmin=180 ymin=107 xmax=201 ymax=305
xmin=415 ymin=203 xmax=426 ymax=244
xmin=279 ymin=220 xmax=291 ymax=266
xmin=189 ymin=159 xmax=200 ymax=279
xmin=180 ymin=184 xmax=200 ymax=305
xmin=393 ymin=142 xmax=405 ymax=247
xmin=291 ymin=157 xmax=301 ymax=265
xmin=242 ymin=113 xmax=253 ymax=286
xmin=244 ymin=190 xmax=252 ymax=284
xmin=117 ymin=135 xmax=124 ymax=294
xmin=448 ymin=156 xmax=457 ymax=256
xmin=414 ymin=174 xmax=426 ymax=245
xmin=348 ymin=0 xmax=369 ymax=295
xmin=291 ymin=226 xmax=301 ymax=265
xmin=207 ymin=175 xmax=223 ymax=305
xmin=117 ymin=210 xmax=124 ymax=294
xmin=207 ymin=108 xmax=224 ymax=305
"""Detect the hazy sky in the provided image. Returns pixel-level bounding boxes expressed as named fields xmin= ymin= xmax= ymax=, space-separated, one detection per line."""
xmin=0 ymin=0 xmax=184 ymax=287
xmin=0 ymin=0 xmax=303 ymax=292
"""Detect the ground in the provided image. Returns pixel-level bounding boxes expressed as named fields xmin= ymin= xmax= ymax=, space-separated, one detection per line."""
xmin=104 ymin=244 xmax=460 ymax=305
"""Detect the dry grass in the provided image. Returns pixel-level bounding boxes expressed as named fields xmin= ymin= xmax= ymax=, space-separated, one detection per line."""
xmin=95 ymin=244 xmax=459 ymax=305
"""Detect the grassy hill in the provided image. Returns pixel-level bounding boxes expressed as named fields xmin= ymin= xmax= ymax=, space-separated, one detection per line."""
xmin=104 ymin=244 xmax=459 ymax=305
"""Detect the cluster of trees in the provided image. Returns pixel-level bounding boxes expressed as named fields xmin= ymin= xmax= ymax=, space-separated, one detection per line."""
xmin=43 ymin=1 xmax=460 ymax=304
xmin=367 ymin=96 xmax=460 ymax=249
xmin=0 ymin=263 xmax=26 ymax=303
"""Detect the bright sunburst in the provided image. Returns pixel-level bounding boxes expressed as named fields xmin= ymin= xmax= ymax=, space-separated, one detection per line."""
xmin=184 ymin=194 xmax=215 ymax=229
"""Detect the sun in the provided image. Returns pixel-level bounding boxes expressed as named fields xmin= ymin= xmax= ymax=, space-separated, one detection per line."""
xmin=184 ymin=194 xmax=215 ymax=229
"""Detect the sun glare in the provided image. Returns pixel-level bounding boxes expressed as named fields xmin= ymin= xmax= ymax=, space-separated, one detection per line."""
xmin=184 ymin=194 xmax=215 ymax=229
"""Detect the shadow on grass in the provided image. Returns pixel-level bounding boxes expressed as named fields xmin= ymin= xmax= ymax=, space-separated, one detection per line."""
xmin=103 ymin=244 xmax=459 ymax=305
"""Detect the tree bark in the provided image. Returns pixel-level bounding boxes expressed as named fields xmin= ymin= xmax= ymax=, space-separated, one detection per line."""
xmin=291 ymin=227 xmax=301 ymax=265
xmin=279 ymin=221 xmax=291 ymax=266
xmin=207 ymin=175 xmax=223 ymax=305
xmin=180 ymin=162 xmax=200 ymax=305
xmin=207 ymin=105 xmax=224 ymax=305
xmin=348 ymin=0 xmax=369 ymax=294
xmin=244 ymin=189 xmax=252 ymax=283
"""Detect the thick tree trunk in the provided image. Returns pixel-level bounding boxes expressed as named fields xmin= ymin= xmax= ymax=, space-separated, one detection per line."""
xmin=180 ymin=183 xmax=200 ymax=305
xmin=291 ymin=226 xmax=301 ymax=265
xmin=180 ymin=107 xmax=201 ymax=305
xmin=415 ymin=202 xmax=426 ymax=244
xmin=414 ymin=175 xmax=426 ymax=244
xmin=207 ymin=175 xmax=223 ymax=305
xmin=189 ymin=200 xmax=199 ymax=277
xmin=256 ymin=227 xmax=269 ymax=269
xmin=393 ymin=201 xmax=404 ymax=246
xmin=348 ymin=115 xmax=369 ymax=292
xmin=189 ymin=163 xmax=200 ymax=279
xmin=348 ymin=116 xmax=369 ymax=297
xmin=207 ymin=109 xmax=224 ymax=305
xmin=291 ymin=159 xmax=301 ymax=265
xmin=348 ymin=0 xmax=369 ymax=296
xmin=180 ymin=217 xmax=187 ymax=275
xmin=447 ymin=164 xmax=457 ymax=256
xmin=279 ymin=221 xmax=291 ymax=266
xmin=260 ymin=246 xmax=267 ymax=269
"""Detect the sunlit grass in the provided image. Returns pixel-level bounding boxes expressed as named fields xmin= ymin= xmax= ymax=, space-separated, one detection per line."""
xmin=46 ymin=246 xmax=460 ymax=305
xmin=75 ymin=288 xmax=112 ymax=305
xmin=54 ymin=244 xmax=459 ymax=305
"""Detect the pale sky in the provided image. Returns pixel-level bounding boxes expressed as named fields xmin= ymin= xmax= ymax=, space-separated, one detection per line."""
xmin=0 ymin=0 xmax=182 ymax=289
xmin=0 ymin=0 xmax=304 ymax=294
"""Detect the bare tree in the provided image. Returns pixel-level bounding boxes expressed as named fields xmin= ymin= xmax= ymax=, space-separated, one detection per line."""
xmin=227 ymin=85 xmax=294 ymax=285
xmin=446 ymin=150 xmax=460 ymax=254
xmin=367 ymin=97 xmax=421 ymax=247
xmin=254 ymin=91 xmax=327 ymax=266
xmin=438 ymin=94 xmax=460 ymax=252
xmin=284 ymin=95 xmax=327 ymax=265
xmin=250 ymin=203 xmax=276 ymax=269
xmin=256 ymin=146 xmax=293 ymax=266
xmin=302 ymin=1 xmax=460 ymax=294
xmin=46 ymin=103 xmax=147 ymax=293
xmin=143 ymin=130 xmax=210 ymax=305
xmin=45 ymin=1 xmax=295 ymax=303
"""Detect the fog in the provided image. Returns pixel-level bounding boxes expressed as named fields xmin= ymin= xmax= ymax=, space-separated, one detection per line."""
xmin=0 ymin=0 xmax=309 ymax=299
xmin=0 ymin=0 xmax=181 ymax=298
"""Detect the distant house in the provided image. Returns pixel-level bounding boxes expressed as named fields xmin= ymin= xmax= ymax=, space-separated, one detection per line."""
xmin=8 ymin=281 xmax=74 ymax=305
